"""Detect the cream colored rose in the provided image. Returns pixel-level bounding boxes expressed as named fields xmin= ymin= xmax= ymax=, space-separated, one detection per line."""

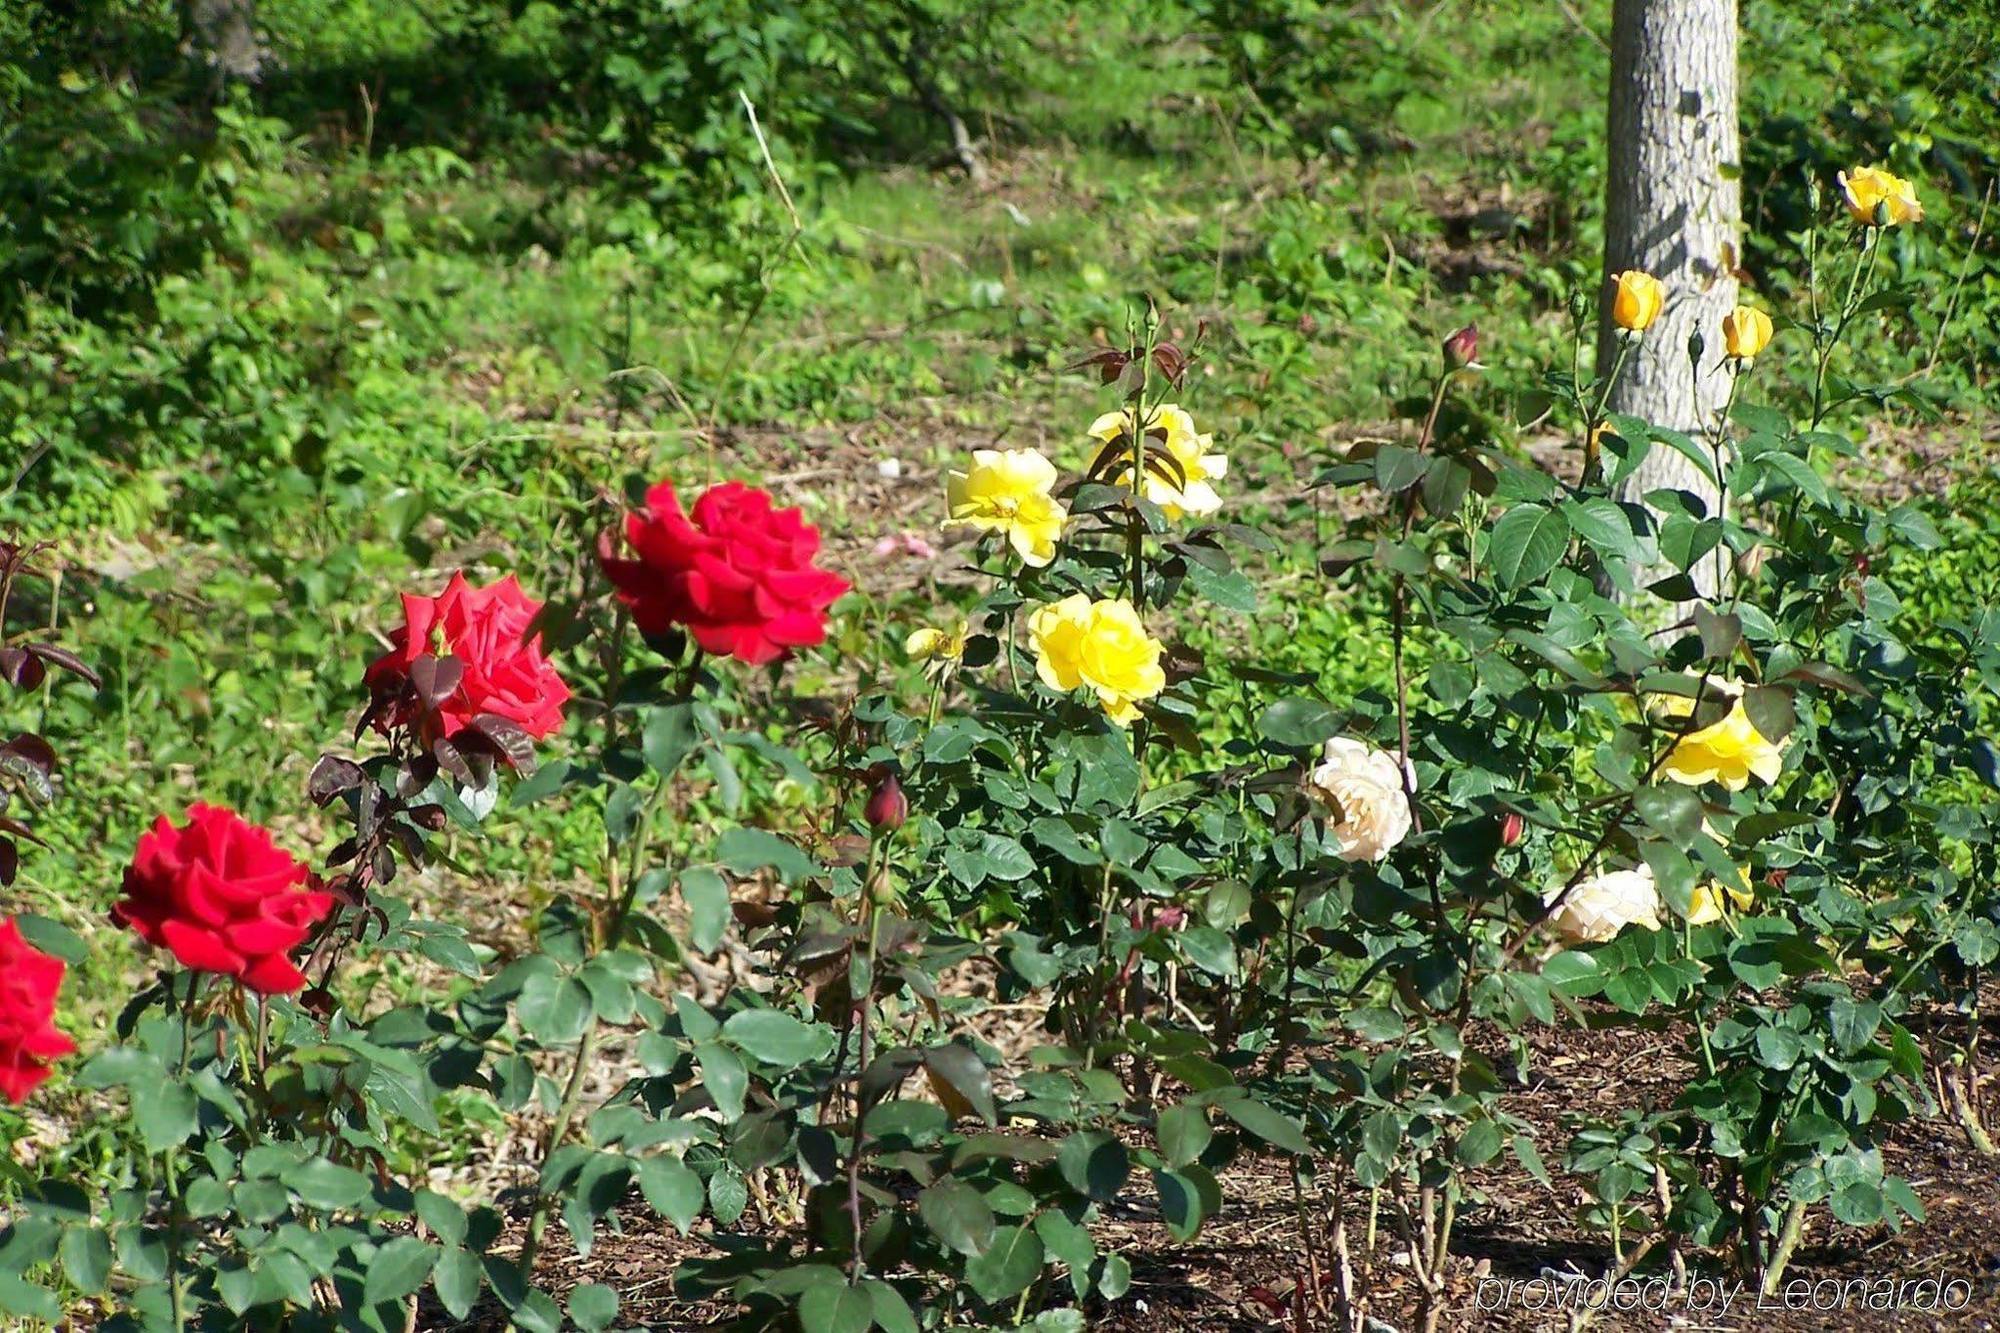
xmin=1543 ymin=866 xmax=1663 ymax=944
xmin=1308 ymin=737 xmax=1412 ymax=863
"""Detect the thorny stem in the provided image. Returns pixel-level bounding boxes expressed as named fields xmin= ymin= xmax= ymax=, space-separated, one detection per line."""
xmin=845 ymin=841 xmax=888 ymax=1283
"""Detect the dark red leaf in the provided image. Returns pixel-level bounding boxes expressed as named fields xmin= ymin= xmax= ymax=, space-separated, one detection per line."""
xmin=23 ymin=643 xmax=99 ymax=689
xmin=408 ymin=654 xmax=465 ymax=709
xmin=307 ymin=754 xmax=366 ymax=806
xmin=0 ymin=648 xmax=46 ymax=690
xmin=470 ymin=713 xmax=537 ymax=775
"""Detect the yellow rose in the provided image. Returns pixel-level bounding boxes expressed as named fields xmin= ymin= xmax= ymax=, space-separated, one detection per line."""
xmin=1838 ymin=166 xmax=1923 ymax=227
xmin=1685 ymin=876 xmax=1754 ymax=926
xmin=1610 ymin=270 xmax=1666 ymax=333
xmin=1721 ymin=305 xmax=1773 ymax=361
xmin=1027 ymin=594 xmax=1165 ymax=726
xmin=1087 ymin=403 xmax=1228 ymax=520
xmin=1544 ymin=866 xmax=1662 ymax=944
xmin=1307 ymin=737 xmax=1412 ymax=863
xmin=945 ymin=449 xmax=1068 ymax=567
xmin=904 ymin=618 xmax=968 ymax=680
xmin=1655 ymin=685 xmax=1785 ymax=792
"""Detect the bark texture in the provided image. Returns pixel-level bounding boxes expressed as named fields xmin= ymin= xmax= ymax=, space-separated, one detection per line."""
xmin=1600 ymin=0 xmax=1740 ymax=590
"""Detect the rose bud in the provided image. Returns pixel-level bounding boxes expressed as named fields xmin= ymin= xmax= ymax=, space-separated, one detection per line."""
xmin=1442 ymin=323 xmax=1482 ymax=374
xmin=1153 ymin=905 xmax=1187 ymax=931
xmin=1767 ymin=869 xmax=1790 ymax=891
xmin=1499 ymin=811 xmax=1526 ymax=848
xmin=864 ymin=772 xmax=908 ymax=832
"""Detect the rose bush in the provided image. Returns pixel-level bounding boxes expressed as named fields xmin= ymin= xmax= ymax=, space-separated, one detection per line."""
xmin=0 ymin=160 xmax=1993 ymax=1333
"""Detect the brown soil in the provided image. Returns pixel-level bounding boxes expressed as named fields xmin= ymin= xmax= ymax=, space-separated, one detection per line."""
xmin=418 ymin=994 xmax=2000 ymax=1332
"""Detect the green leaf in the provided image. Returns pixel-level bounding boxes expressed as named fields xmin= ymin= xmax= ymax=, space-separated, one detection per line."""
xmin=1373 ymin=444 xmax=1429 ymax=494
xmin=1219 ymin=1098 xmax=1310 ymax=1155
xmin=133 ymin=1080 xmax=200 ymax=1153
xmin=695 ymin=1042 xmax=748 ymax=1122
xmin=1487 ymin=504 xmax=1570 ymax=590
xmin=1562 ymin=496 xmax=1642 ymax=561
xmin=643 ymin=703 xmax=698 ymax=777
xmin=680 ymin=868 xmax=730 ymax=954
xmin=637 ymin=1157 xmax=705 ymax=1234
xmin=433 ymin=1248 xmax=482 ymax=1320
xmin=722 ymin=1009 xmax=834 ymax=1068
xmin=1830 ymin=997 xmax=1880 ymax=1054
xmin=798 ymin=1282 xmax=873 ymax=1333
xmin=1153 ymin=1167 xmax=1209 ymax=1241
xmin=708 ymin=1165 xmax=749 ymax=1225
xmin=917 ymin=1177 xmax=996 ymax=1257
xmin=1257 ymin=698 xmax=1340 ymax=748
xmin=1057 ymin=1130 xmax=1130 ymax=1202
xmin=283 ymin=1158 xmax=371 ymax=1210
xmin=923 ymin=1044 xmax=997 ymax=1126
xmin=865 ymin=1281 xmax=921 ymax=1333
xmin=362 ymin=1236 xmax=437 ymax=1307
xmin=517 ymin=972 xmax=593 ymax=1046
xmin=964 ymin=1225 xmax=1044 ymax=1303
xmin=715 ymin=828 xmax=817 ymax=884
xmin=1633 ymin=784 xmax=1703 ymax=848
xmin=1157 ymin=1103 xmax=1212 ymax=1168
xmin=57 ymin=1226 xmax=112 ymax=1295
xmin=568 ymin=1282 xmax=619 ymax=1333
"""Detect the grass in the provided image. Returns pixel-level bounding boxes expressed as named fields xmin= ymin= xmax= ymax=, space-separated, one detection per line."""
xmin=5 ymin=0 xmax=1996 ymax=1071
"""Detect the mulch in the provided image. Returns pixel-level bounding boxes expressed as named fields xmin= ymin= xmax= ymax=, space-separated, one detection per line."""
xmin=419 ymin=989 xmax=2000 ymax=1332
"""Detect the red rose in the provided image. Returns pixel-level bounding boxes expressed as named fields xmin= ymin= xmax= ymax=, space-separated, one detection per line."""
xmin=0 ymin=917 xmax=73 ymax=1103
xmin=598 ymin=481 xmax=850 ymax=665
xmin=363 ymin=572 xmax=570 ymax=759
xmin=114 ymin=804 xmax=334 ymax=995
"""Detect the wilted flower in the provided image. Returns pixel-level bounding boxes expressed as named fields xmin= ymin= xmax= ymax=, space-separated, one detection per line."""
xmin=944 ymin=449 xmax=1069 ymax=567
xmin=1307 ymin=737 xmax=1412 ymax=863
xmin=1655 ymin=684 xmax=1785 ymax=791
xmin=1721 ymin=306 xmax=1774 ymax=362
xmin=1838 ymin=166 xmax=1923 ymax=227
xmin=1087 ymin=404 xmax=1227 ymax=521
xmin=1027 ymin=594 xmax=1165 ymax=726
xmin=1544 ymin=866 xmax=1662 ymax=944
xmin=1610 ymin=270 xmax=1666 ymax=333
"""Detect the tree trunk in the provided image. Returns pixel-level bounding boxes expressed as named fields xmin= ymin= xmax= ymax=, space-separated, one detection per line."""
xmin=1599 ymin=0 xmax=1739 ymax=595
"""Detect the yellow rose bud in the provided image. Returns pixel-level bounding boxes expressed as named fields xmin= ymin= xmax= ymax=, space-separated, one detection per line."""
xmin=1721 ymin=305 xmax=1773 ymax=361
xmin=1655 ymin=684 xmax=1786 ymax=792
xmin=945 ymin=449 xmax=1068 ymax=567
xmin=1027 ymin=593 xmax=1165 ymax=726
xmin=1837 ymin=165 xmax=1923 ymax=228
xmin=1610 ymin=270 xmax=1666 ymax=333
xmin=1086 ymin=403 xmax=1228 ymax=521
